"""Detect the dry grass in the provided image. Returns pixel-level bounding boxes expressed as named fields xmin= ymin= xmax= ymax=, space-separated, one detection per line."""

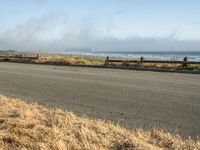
xmin=33 ymin=54 xmax=104 ymax=66
xmin=0 ymin=95 xmax=199 ymax=150
xmin=119 ymin=62 xmax=200 ymax=71
xmin=131 ymin=63 xmax=181 ymax=70
xmin=0 ymin=54 xmax=104 ymax=66
xmin=1 ymin=52 xmax=200 ymax=71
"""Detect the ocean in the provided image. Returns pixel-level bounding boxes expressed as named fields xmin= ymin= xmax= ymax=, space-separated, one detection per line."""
xmin=64 ymin=51 xmax=200 ymax=62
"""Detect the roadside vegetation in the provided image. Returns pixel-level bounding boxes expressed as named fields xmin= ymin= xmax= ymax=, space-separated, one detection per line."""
xmin=0 ymin=95 xmax=199 ymax=150
xmin=130 ymin=63 xmax=200 ymax=71
xmin=0 ymin=53 xmax=104 ymax=65
xmin=0 ymin=52 xmax=200 ymax=71
xmin=34 ymin=54 xmax=104 ymax=65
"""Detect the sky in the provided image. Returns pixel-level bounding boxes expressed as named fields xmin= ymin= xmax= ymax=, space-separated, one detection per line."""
xmin=0 ymin=0 xmax=200 ymax=52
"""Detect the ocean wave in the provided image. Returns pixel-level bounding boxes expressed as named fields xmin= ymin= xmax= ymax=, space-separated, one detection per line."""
xmin=64 ymin=51 xmax=200 ymax=62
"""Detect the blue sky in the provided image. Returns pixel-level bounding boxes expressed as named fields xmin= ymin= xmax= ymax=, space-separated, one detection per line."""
xmin=0 ymin=0 xmax=200 ymax=52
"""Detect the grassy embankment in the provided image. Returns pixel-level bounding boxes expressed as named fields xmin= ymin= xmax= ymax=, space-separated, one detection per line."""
xmin=0 ymin=53 xmax=104 ymax=65
xmin=123 ymin=62 xmax=200 ymax=71
xmin=0 ymin=95 xmax=199 ymax=150
xmin=35 ymin=54 xmax=105 ymax=65
xmin=1 ymin=53 xmax=200 ymax=71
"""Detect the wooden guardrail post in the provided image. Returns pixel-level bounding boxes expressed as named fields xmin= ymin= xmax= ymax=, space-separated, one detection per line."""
xmin=182 ymin=57 xmax=188 ymax=68
xmin=105 ymin=56 xmax=109 ymax=66
xmin=140 ymin=57 xmax=144 ymax=63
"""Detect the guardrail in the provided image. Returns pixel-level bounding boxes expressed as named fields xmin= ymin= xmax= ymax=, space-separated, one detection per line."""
xmin=104 ymin=56 xmax=200 ymax=67
xmin=0 ymin=54 xmax=40 ymax=60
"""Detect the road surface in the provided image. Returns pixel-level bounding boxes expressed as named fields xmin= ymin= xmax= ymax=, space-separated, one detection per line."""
xmin=0 ymin=62 xmax=200 ymax=138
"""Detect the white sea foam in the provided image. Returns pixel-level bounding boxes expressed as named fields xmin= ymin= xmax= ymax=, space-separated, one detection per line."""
xmin=64 ymin=51 xmax=200 ymax=62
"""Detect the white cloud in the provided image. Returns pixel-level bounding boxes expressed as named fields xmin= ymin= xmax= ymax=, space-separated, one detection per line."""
xmin=0 ymin=15 xmax=200 ymax=52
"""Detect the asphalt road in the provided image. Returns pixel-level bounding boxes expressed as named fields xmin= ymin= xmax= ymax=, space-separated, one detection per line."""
xmin=0 ymin=62 xmax=200 ymax=138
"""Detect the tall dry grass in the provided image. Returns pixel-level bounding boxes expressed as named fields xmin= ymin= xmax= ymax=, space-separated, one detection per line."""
xmin=0 ymin=54 xmax=104 ymax=66
xmin=33 ymin=54 xmax=104 ymax=65
xmin=0 ymin=95 xmax=199 ymax=150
